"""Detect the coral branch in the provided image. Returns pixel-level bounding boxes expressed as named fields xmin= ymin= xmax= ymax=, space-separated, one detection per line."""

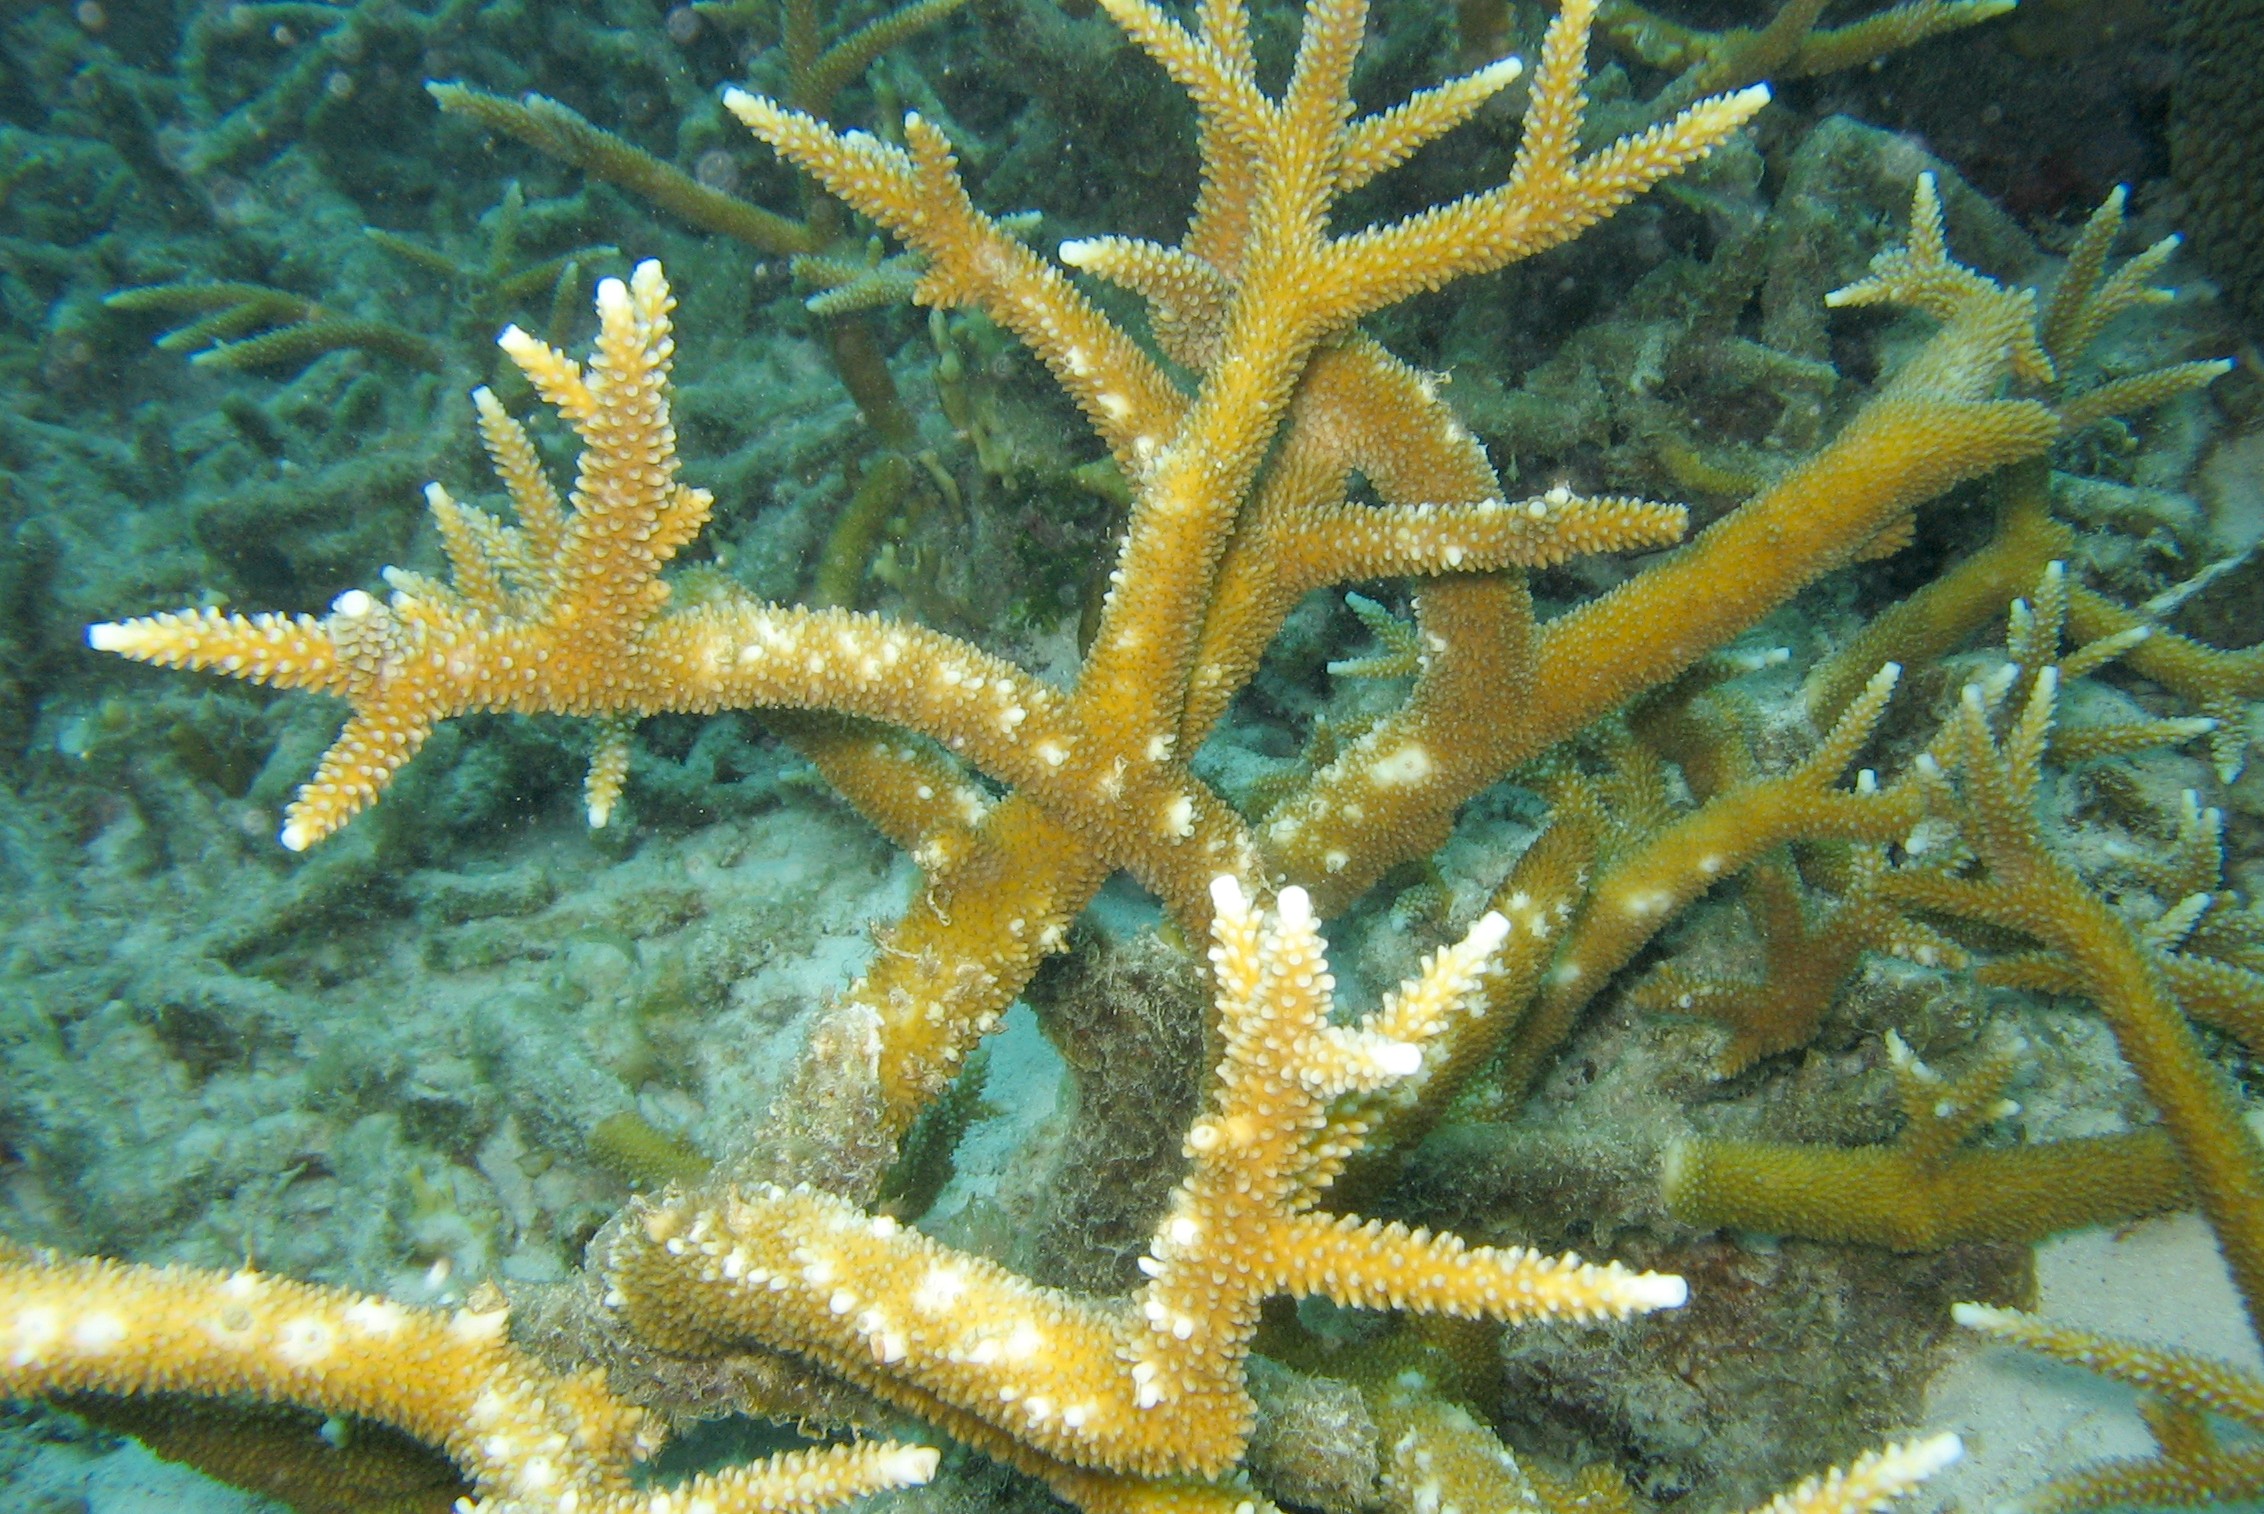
xmin=608 ymin=880 xmax=1685 ymax=1483
xmin=0 ymin=1246 xmax=934 ymax=1514
xmin=1955 ymin=1307 xmax=2264 ymax=1513
xmin=1664 ymin=1034 xmax=2188 ymax=1247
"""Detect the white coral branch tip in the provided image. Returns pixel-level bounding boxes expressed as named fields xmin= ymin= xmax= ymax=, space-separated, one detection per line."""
xmin=1950 ymin=1301 xmax=2016 ymax=1331
xmin=1470 ymin=55 xmax=1525 ymax=90
xmin=596 ymin=274 xmax=632 ymax=326
xmin=1275 ymin=883 xmax=1314 ymax=932
xmin=1369 ymin=1040 xmax=1424 ymax=1077
xmin=1622 ymin=1271 xmax=1690 ymax=1310
xmin=876 ymin=1444 xmax=942 ymax=1487
xmin=1463 ymin=909 xmax=1511 ymax=957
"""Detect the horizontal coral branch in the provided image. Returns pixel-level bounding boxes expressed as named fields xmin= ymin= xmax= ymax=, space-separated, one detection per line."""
xmin=0 ymin=1246 xmax=934 ymax=1514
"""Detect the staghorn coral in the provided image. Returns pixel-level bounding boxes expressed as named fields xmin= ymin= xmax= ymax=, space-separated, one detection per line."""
xmin=1364 ymin=1375 xmax=1962 ymax=1514
xmin=94 ymin=0 xmax=1741 ymax=1153
xmin=102 ymin=280 xmax=447 ymax=375
xmin=85 ymin=16 xmax=2092 ymax=1287
xmin=609 ymin=879 xmax=1686 ymax=1499
xmin=0 ymin=859 xmax=1966 ymax=1514
xmin=1253 ymin=165 xmax=2060 ymax=914
xmin=58 ymin=1394 xmax=468 ymax=1514
xmin=0 ymin=1243 xmax=937 ymax=1513
xmin=1661 ymin=1030 xmax=2188 ymax=1249
xmin=1875 ymin=582 xmax=2264 ymax=1324
xmin=1425 ymin=175 xmax=2245 ymax=1121
xmin=1629 ymin=840 xmax=1965 ymax=1077
xmin=1953 ymin=1305 xmax=2264 ymax=1512
xmin=427 ymin=85 xmax=826 ymax=263
xmin=1636 ymin=551 xmax=2264 ymax=1489
xmin=428 ymin=0 xmax=974 ymax=616
xmin=23 ymin=1 xmax=2264 ymax=1512
xmin=1800 ymin=182 xmax=2249 ymax=772
xmin=1598 ymin=0 xmax=2015 ymax=115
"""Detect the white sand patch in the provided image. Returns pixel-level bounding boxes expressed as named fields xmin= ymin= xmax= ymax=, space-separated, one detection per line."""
xmin=1923 ymin=1210 xmax=2261 ymax=1510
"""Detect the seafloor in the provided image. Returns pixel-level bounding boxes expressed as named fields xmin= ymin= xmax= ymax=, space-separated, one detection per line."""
xmin=0 ymin=0 xmax=2260 ymax=1510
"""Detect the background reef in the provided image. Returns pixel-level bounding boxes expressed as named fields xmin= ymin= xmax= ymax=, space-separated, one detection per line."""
xmin=1 ymin=0 xmax=2260 ymax=1510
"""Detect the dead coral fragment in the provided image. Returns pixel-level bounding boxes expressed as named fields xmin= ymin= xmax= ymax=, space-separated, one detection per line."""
xmin=0 ymin=1246 xmax=935 ymax=1514
xmin=607 ymin=879 xmax=1688 ymax=1486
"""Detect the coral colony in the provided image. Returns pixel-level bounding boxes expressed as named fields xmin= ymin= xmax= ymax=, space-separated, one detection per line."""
xmin=5 ymin=0 xmax=2261 ymax=1510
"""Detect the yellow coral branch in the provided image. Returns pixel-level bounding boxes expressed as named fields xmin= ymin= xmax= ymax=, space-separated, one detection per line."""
xmin=1664 ymin=1034 xmax=2188 ymax=1248
xmin=608 ymin=878 xmax=1685 ymax=1482
xmin=1955 ymin=1307 xmax=2264 ymax=1514
xmin=0 ymin=1248 xmax=935 ymax=1514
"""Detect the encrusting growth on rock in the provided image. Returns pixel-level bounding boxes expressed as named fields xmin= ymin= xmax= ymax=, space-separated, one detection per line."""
xmin=606 ymin=878 xmax=1687 ymax=1500
xmin=0 ymin=1242 xmax=936 ymax=1513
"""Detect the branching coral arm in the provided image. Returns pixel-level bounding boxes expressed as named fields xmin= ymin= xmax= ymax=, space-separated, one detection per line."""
xmin=1887 ymin=654 xmax=2264 ymax=1327
xmin=1491 ymin=665 xmax=1919 ymax=1092
xmin=1317 ymin=0 xmax=1768 ymax=323
xmin=1276 ymin=492 xmax=1688 ymax=585
xmin=724 ymin=92 xmax=1185 ymax=472
xmin=93 ymin=265 xmax=1100 ymax=850
xmin=1337 ymin=55 xmax=1526 ymax=193
xmin=1263 ymin=174 xmax=2064 ymax=909
xmin=609 ymin=880 xmax=1685 ymax=1483
xmin=0 ymin=1248 xmax=936 ymax=1514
